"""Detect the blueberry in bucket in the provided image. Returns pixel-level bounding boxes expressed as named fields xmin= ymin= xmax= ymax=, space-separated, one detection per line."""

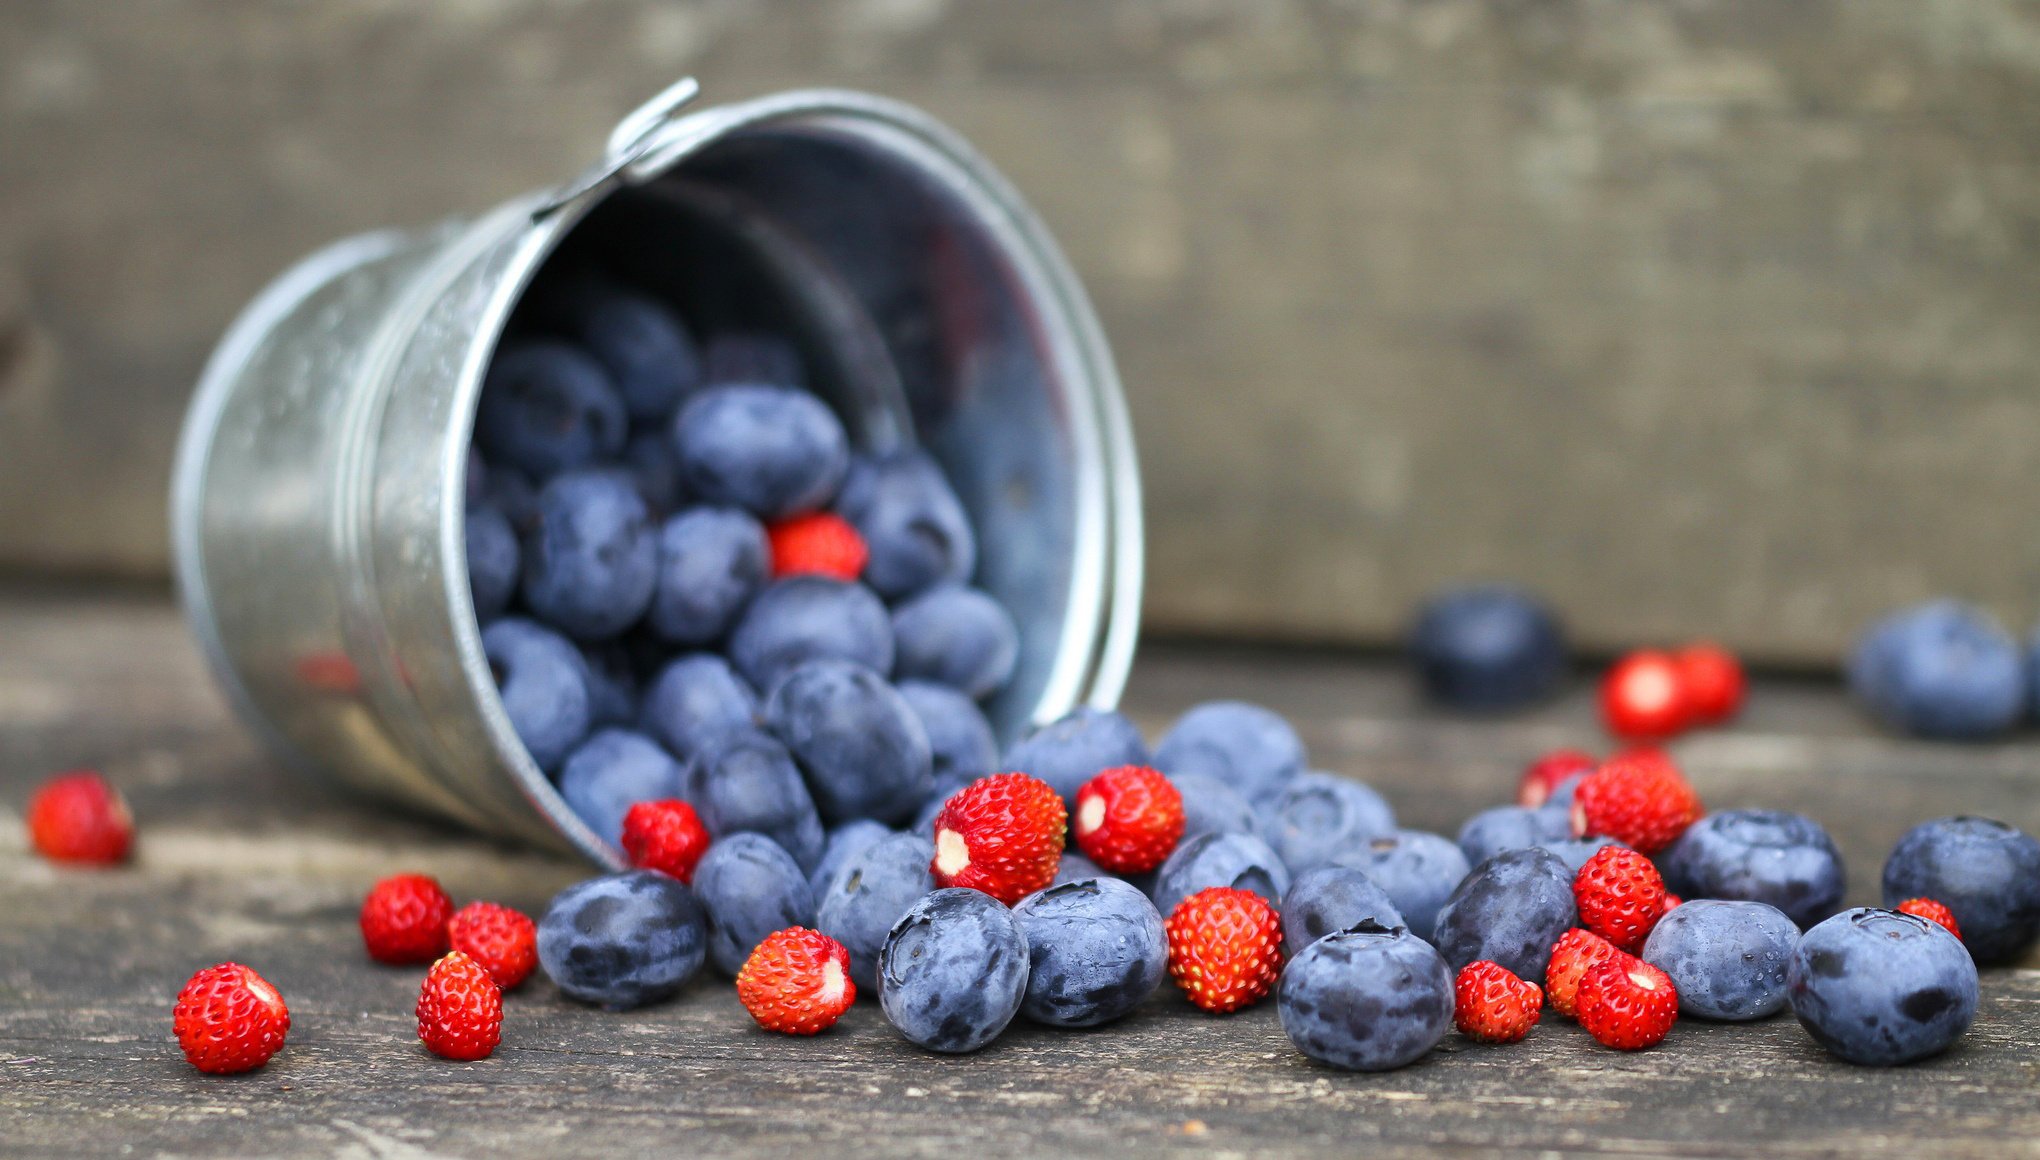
xmin=475 ymin=341 xmax=627 ymax=478
xmin=673 ymin=384 xmax=848 ymax=519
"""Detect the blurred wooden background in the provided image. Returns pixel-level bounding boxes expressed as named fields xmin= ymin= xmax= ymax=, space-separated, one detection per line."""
xmin=6 ymin=0 xmax=2040 ymax=663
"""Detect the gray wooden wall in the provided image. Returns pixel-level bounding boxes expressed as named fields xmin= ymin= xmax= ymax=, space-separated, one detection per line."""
xmin=6 ymin=0 xmax=2040 ymax=663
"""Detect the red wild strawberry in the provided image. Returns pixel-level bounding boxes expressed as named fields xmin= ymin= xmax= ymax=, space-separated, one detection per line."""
xmin=359 ymin=873 xmax=455 ymax=964
xmin=1164 ymin=887 xmax=1283 ymax=1014
xmin=173 ymin=962 xmax=291 ymax=1075
xmin=930 ymin=773 xmax=1068 ymax=905
xmin=1600 ymin=650 xmax=1693 ymax=741
xmin=1663 ymin=893 xmax=1683 ymax=910
xmin=1894 ymin=898 xmax=1963 ymax=941
xmin=620 ymin=799 xmax=712 ymax=883
xmin=416 ymin=951 xmax=503 ymax=1061
xmin=1518 ymin=749 xmax=1597 ymax=809
xmin=1074 ymin=765 xmax=1185 ymax=874
xmin=737 ymin=927 xmax=857 ymax=1035
xmin=1546 ymin=928 xmax=1623 ymax=1018
xmin=767 ymin=512 xmax=868 ymax=581
xmin=447 ymin=901 xmax=538 ymax=990
xmin=1571 ymin=751 xmax=1702 ymax=855
xmin=1454 ymin=960 xmax=1543 ymax=1043
xmin=1574 ymin=846 xmax=1668 ymax=952
xmin=27 ymin=770 xmax=133 ymax=865
xmin=1575 ymin=956 xmax=1678 ymax=1050
xmin=1673 ymin=642 xmax=1746 ymax=725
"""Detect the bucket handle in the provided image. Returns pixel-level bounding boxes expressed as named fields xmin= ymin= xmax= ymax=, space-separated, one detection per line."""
xmin=530 ymin=77 xmax=703 ymax=222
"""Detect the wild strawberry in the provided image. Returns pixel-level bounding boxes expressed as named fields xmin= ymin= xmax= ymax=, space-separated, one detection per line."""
xmin=1074 ymin=765 xmax=1184 ymax=874
xmin=1574 ymin=846 xmax=1668 ymax=952
xmin=447 ymin=901 xmax=537 ymax=990
xmin=1575 ymin=956 xmax=1678 ymax=1050
xmin=1454 ymin=960 xmax=1543 ymax=1043
xmin=1570 ymin=751 xmax=1702 ymax=855
xmin=1546 ymin=928 xmax=1623 ymax=1018
xmin=1518 ymin=749 xmax=1596 ymax=809
xmin=736 ymin=927 xmax=856 ymax=1035
xmin=1600 ymin=650 xmax=1693 ymax=741
xmin=1895 ymin=898 xmax=1963 ymax=941
xmin=1164 ymin=886 xmax=1283 ymax=1014
xmin=1674 ymin=642 xmax=1746 ymax=725
xmin=416 ymin=951 xmax=503 ymax=1061
xmin=359 ymin=873 xmax=455 ymax=964
xmin=619 ymin=799 xmax=712 ymax=883
xmin=1663 ymin=893 xmax=1683 ymax=910
xmin=931 ymin=773 xmax=1067 ymax=904
xmin=26 ymin=770 xmax=133 ymax=865
xmin=767 ymin=512 xmax=868 ymax=581
xmin=173 ymin=962 xmax=290 ymax=1075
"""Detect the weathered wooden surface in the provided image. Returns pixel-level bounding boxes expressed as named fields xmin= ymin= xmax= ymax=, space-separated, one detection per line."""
xmin=9 ymin=2 xmax=2040 ymax=661
xmin=5 ymin=592 xmax=2040 ymax=1158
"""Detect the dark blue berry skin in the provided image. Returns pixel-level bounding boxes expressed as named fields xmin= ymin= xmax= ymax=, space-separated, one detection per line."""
xmin=692 ymin=832 xmax=816 ymax=977
xmin=911 ymin=781 xmax=961 ymax=837
xmin=1882 ymin=815 xmax=2040 ymax=964
xmin=1540 ymin=836 xmax=1628 ymax=875
xmin=1051 ymin=852 xmax=1109 ymax=886
xmin=1001 ymin=708 xmax=1150 ymax=807
xmin=1788 ymin=907 xmax=1979 ymax=1065
xmin=683 ymin=729 xmax=826 ymax=874
xmin=833 ymin=451 xmax=976 ymax=601
xmin=647 ymin=507 xmax=768 ymax=646
xmin=817 ymin=832 xmax=937 ymax=992
xmin=673 ymin=384 xmax=848 ymax=519
xmin=640 ymin=654 xmax=759 ymax=764
xmin=1849 ymin=600 xmax=2025 ymax=740
xmin=485 ymin=464 xmax=542 ymax=534
xmin=1334 ymin=831 xmax=1469 ymax=942
xmin=520 ymin=470 xmax=657 ymax=641
xmin=809 ymin=818 xmax=893 ymax=896
xmin=1456 ymin=805 xmax=1572 ymax=867
xmin=465 ymin=505 xmax=520 ymax=623
xmin=1408 ymin=584 xmax=1567 ymax=712
xmin=564 ymin=287 xmax=701 ymax=421
xmin=1660 ymin=809 xmax=1846 ymax=929
xmin=1545 ymin=772 xmax=1587 ymax=809
xmin=465 ymin=448 xmax=490 ymax=510
xmin=623 ymin=428 xmax=688 ymax=516
xmin=578 ymin=642 xmax=638 ymax=728
xmin=879 ymin=888 xmax=1031 ymax=1053
xmin=896 ymin=681 xmax=997 ymax=785
xmin=890 ymin=586 xmax=1020 ymax=701
xmin=1170 ymin=772 xmax=1262 ymax=842
xmin=537 ymin=871 xmax=707 ymax=1010
xmin=476 ymin=342 xmax=627 ymax=478
xmin=1641 ymin=899 xmax=1798 ymax=1020
xmin=1011 ymin=877 xmax=1167 ymax=1028
xmin=557 ymin=728 xmax=685 ymax=846
xmin=1153 ymin=701 xmax=1305 ymax=805
xmin=1151 ymin=831 xmax=1292 ymax=920
xmin=1280 ymin=866 xmax=1406 ymax=958
xmin=1430 ymin=847 xmax=1578 ymax=985
xmin=1279 ymin=921 xmax=1454 ymax=1072
xmin=702 ymin=331 xmax=804 ymax=388
xmin=2027 ymin=625 xmax=2040 ymax=721
xmin=482 ymin=617 xmax=592 ymax=772
xmin=728 ymin=577 xmax=894 ymax=694
xmin=1261 ymin=772 xmax=1397 ymax=875
xmin=764 ymin=660 xmax=934 ymax=826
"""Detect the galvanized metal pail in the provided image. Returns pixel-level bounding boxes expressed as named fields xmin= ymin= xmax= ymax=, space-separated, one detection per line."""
xmin=171 ymin=80 xmax=1143 ymax=866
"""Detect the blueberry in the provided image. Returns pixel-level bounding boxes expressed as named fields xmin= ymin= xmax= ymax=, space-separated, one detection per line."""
xmin=647 ymin=507 xmax=769 ymax=646
xmin=520 ymin=470 xmax=657 ymax=641
xmin=1002 ymin=708 xmax=1150 ymax=807
xmin=895 ymin=681 xmax=998 ymax=785
xmin=1430 ymin=847 xmax=1577 ymax=985
xmin=465 ymin=448 xmax=490 ymax=510
xmin=810 ymin=818 xmax=893 ymax=896
xmin=1660 ymin=809 xmax=1846 ymax=928
xmin=1151 ymin=831 xmax=1292 ymax=920
xmin=702 ymin=331 xmax=804 ymax=388
xmin=765 ymin=660 xmax=934 ymax=825
xmin=1456 ymin=804 xmax=1571 ymax=866
xmin=889 ymin=586 xmax=1020 ymax=701
xmin=465 ymin=505 xmax=520 ymax=623
xmin=879 ymin=888 xmax=1030 ymax=1053
xmin=833 ymin=451 xmax=976 ymax=600
xmin=1849 ymin=600 xmax=2025 ymax=740
xmin=1882 ymin=815 xmax=2040 ymax=964
xmin=482 ymin=617 xmax=591 ymax=772
xmin=1788 ymin=907 xmax=1979 ymax=1065
xmin=911 ymin=779 xmax=963 ymax=837
xmin=683 ymin=729 xmax=826 ymax=874
xmin=485 ymin=464 xmax=541 ymax=534
xmin=1641 ymin=899 xmax=1798 ymax=1020
xmin=1280 ymin=866 xmax=1406 ymax=957
xmin=693 ymin=832 xmax=816 ymax=977
xmin=476 ymin=341 xmax=627 ymax=478
xmin=2027 ymin=625 xmax=2040 ymax=721
xmin=578 ymin=642 xmax=638 ymax=728
xmin=557 ymin=728 xmax=684 ymax=846
xmin=1169 ymin=772 xmax=1261 ymax=841
xmin=1261 ymin=772 xmax=1396 ymax=875
xmin=816 ymin=832 xmax=937 ymax=992
xmin=674 ymin=384 xmax=848 ymax=519
xmin=1538 ymin=836 xmax=1628 ymax=875
xmin=1278 ymin=920 xmax=1454 ymax=1072
xmin=623 ymin=428 xmax=688 ymax=515
xmin=1010 ymin=878 xmax=1167 ymax=1028
xmin=1153 ymin=701 xmax=1304 ymax=805
xmin=1408 ymin=584 xmax=1567 ymax=711
xmin=562 ymin=286 xmax=700 ymax=421
xmin=537 ymin=871 xmax=707 ymax=1010
xmin=728 ymin=577 xmax=893 ymax=693
xmin=1334 ymin=831 xmax=1469 ymax=942
xmin=640 ymin=654 xmax=759 ymax=764
xmin=1051 ymin=851 xmax=1109 ymax=886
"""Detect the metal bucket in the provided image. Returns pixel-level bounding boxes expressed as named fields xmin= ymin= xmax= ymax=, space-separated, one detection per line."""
xmin=170 ymin=80 xmax=1143 ymax=866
